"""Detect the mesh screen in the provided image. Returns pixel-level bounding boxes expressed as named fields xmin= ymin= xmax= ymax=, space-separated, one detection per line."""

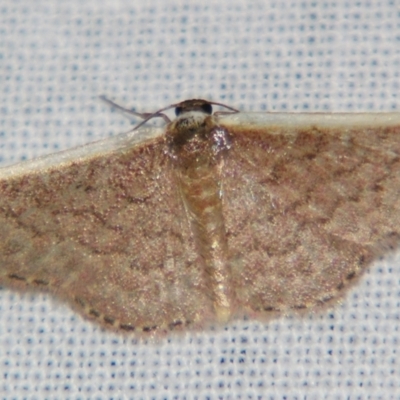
xmin=1 ymin=1 xmax=399 ymax=398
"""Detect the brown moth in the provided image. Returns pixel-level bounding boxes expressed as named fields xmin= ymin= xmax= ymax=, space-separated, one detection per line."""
xmin=1 ymin=99 xmax=400 ymax=334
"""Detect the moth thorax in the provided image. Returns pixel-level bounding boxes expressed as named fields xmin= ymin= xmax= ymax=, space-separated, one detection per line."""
xmin=166 ymin=112 xmax=231 ymax=170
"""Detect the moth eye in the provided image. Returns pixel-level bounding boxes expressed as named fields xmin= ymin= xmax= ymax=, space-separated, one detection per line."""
xmin=175 ymin=107 xmax=183 ymax=116
xmin=201 ymin=103 xmax=213 ymax=115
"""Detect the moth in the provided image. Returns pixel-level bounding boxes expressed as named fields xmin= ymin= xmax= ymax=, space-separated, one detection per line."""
xmin=1 ymin=98 xmax=400 ymax=334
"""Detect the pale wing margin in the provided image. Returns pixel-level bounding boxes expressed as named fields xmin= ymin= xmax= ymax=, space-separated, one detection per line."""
xmin=0 ymin=125 xmax=165 ymax=178
xmin=220 ymin=112 xmax=400 ymax=130
xmin=220 ymin=113 xmax=400 ymax=317
xmin=0 ymin=125 xmax=213 ymax=333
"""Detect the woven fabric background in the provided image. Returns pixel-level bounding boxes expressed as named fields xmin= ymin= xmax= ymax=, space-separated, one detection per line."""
xmin=1 ymin=1 xmax=399 ymax=399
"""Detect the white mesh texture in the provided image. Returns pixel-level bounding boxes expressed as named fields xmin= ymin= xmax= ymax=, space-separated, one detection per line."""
xmin=0 ymin=1 xmax=399 ymax=399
